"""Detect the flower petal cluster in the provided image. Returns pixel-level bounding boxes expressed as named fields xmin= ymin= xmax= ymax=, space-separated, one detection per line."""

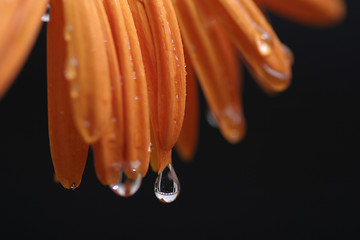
xmin=0 ymin=0 xmax=346 ymax=200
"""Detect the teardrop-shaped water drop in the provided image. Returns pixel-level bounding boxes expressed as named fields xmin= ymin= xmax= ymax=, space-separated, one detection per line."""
xmin=111 ymin=170 xmax=142 ymax=197
xmin=154 ymin=164 xmax=180 ymax=203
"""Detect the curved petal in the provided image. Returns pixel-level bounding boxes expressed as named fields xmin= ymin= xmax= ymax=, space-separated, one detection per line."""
xmin=173 ymin=0 xmax=246 ymax=143
xmin=130 ymin=0 xmax=186 ymax=173
xmin=0 ymin=0 xmax=48 ymax=98
xmin=91 ymin=0 xmax=125 ymax=186
xmin=175 ymin=55 xmax=199 ymax=162
xmin=103 ymin=0 xmax=151 ymax=179
xmin=202 ymin=0 xmax=293 ymax=94
xmin=62 ymin=0 xmax=112 ymax=143
xmin=47 ymin=0 xmax=88 ymax=189
xmin=255 ymin=0 xmax=346 ymax=27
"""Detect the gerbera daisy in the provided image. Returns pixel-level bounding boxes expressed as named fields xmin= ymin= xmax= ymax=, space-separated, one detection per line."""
xmin=0 ymin=0 xmax=345 ymax=203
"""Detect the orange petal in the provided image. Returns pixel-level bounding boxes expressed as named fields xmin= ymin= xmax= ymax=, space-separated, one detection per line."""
xmin=47 ymin=0 xmax=88 ymax=189
xmin=0 ymin=0 xmax=48 ymax=98
xmin=62 ymin=0 xmax=112 ymax=143
xmin=255 ymin=0 xmax=346 ymax=27
xmin=128 ymin=0 xmax=167 ymax=173
xmin=137 ymin=0 xmax=186 ymax=173
xmin=173 ymin=0 xmax=246 ymax=143
xmin=103 ymin=0 xmax=150 ymax=178
xmin=91 ymin=0 xmax=125 ymax=186
xmin=175 ymin=55 xmax=199 ymax=162
xmin=203 ymin=0 xmax=293 ymax=94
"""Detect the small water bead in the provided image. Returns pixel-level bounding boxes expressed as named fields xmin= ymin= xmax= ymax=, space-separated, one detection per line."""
xmin=154 ymin=164 xmax=180 ymax=203
xmin=254 ymin=24 xmax=273 ymax=56
xmin=112 ymin=170 xmax=142 ymax=197
xmin=65 ymin=57 xmax=78 ymax=80
xmin=64 ymin=25 xmax=73 ymax=42
xmin=82 ymin=120 xmax=91 ymax=128
xmin=70 ymin=85 xmax=80 ymax=99
xmin=41 ymin=4 xmax=50 ymax=22
xmin=206 ymin=109 xmax=218 ymax=128
xmin=148 ymin=142 xmax=153 ymax=152
xmin=263 ymin=63 xmax=288 ymax=81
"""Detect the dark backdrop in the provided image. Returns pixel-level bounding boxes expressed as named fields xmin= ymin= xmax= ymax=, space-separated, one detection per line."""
xmin=1 ymin=1 xmax=359 ymax=239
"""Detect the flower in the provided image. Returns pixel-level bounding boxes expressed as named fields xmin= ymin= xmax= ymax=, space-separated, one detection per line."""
xmin=0 ymin=0 xmax=345 ymax=203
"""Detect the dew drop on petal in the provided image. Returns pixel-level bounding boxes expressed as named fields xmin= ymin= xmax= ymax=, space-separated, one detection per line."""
xmin=263 ymin=63 xmax=288 ymax=81
xmin=254 ymin=24 xmax=273 ymax=56
xmin=41 ymin=13 xmax=50 ymax=23
xmin=64 ymin=57 xmax=78 ymax=80
xmin=148 ymin=142 xmax=153 ymax=152
xmin=70 ymin=85 xmax=80 ymax=99
xmin=206 ymin=109 xmax=218 ymax=128
xmin=111 ymin=170 xmax=142 ymax=197
xmin=64 ymin=25 xmax=73 ymax=42
xmin=154 ymin=164 xmax=180 ymax=203
xmin=41 ymin=4 xmax=50 ymax=22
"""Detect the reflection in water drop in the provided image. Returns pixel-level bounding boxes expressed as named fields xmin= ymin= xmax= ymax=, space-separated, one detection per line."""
xmin=112 ymin=170 xmax=142 ymax=197
xmin=154 ymin=164 xmax=180 ymax=203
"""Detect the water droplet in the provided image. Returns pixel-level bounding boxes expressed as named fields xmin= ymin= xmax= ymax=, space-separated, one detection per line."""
xmin=254 ymin=24 xmax=272 ymax=56
xmin=64 ymin=57 xmax=78 ymax=80
xmin=148 ymin=142 xmax=153 ymax=152
xmin=64 ymin=25 xmax=73 ymax=42
xmin=70 ymin=183 xmax=76 ymax=190
xmin=134 ymin=96 xmax=140 ymax=100
xmin=206 ymin=109 xmax=218 ymax=128
xmin=263 ymin=64 xmax=288 ymax=81
xmin=154 ymin=164 xmax=180 ymax=203
xmin=41 ymin=13 xmax=50 ymax=23
xmin=111 ymin=170 xmax=142 ymax=197
xmin=83 ymin=120 xmax=91 ymax=128
xmin=70 ymin=85 xmax=79 ymax=98
xmin=41 ymin=4 xmax=50 ymax=22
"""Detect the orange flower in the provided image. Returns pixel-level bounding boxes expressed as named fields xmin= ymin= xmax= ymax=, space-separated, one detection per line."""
xmin=0 ymin=0 xmax=345 ymax=203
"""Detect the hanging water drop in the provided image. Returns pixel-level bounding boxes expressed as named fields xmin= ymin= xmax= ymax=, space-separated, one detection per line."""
xmin=111 ymin=170 xmax=142 ymax=197
xmin=154 ymin=164 xmax=180 ymax=203
xmin=41 ymin=4 xmax=50 ymax=22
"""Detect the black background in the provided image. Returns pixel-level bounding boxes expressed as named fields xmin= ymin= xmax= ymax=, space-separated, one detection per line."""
xmin=1 ymin=1 xmax=359 ymax=239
